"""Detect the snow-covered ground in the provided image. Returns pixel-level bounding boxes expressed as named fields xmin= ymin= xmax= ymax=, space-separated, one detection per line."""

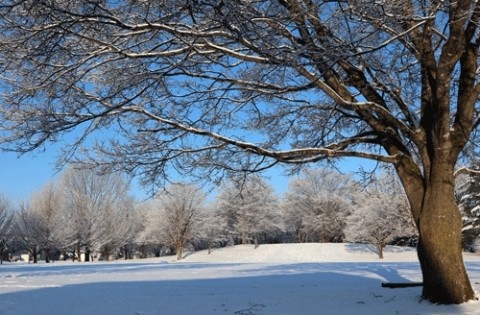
xmin=0 ymin=243 xmax=479 ymax=315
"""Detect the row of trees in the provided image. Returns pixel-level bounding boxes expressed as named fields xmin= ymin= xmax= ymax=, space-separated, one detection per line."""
xmin=2 ymin=166 xmax=479 ymax=264
xmin=11 ymin=168 xmax=135 ymax=263
xmin=0 ymin=168 xmax=418 ymax=262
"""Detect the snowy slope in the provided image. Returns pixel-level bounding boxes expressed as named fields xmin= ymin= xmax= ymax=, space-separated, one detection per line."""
xmin=182 ymin=243 xmax=419 ymax=263
xmin=0 ymin=243 xmax=479 ymax=315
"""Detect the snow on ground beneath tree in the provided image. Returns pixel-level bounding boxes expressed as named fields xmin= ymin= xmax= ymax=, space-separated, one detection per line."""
xmin=0 ymin=243 xmax=479 ymax=315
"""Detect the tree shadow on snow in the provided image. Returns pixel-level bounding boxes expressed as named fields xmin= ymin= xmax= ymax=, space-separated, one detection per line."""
xmin=343 ymin=243 xmax=417 ymax=256
xmin=0 ymin=261 xmax=239 ymax=278
xmin=0 ymin=262 xmax=468 ymax=315
xmin=344 ymin=242 xmax=379 ymax=255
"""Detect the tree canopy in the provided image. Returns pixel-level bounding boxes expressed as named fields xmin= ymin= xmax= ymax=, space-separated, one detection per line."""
xmin=3 ymin=1 xmax=474 ymax=185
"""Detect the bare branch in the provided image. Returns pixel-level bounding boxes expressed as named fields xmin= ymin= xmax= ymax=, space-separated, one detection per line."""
xmin=454 ymin=167 xmax=480 ymax=178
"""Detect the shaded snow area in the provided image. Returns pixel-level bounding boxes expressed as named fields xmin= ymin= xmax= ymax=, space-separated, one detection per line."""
xmin=1 ymin=244 xmax=479 ymax=315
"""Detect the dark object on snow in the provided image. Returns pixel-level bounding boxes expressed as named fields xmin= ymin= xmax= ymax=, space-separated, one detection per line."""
xmin=382 ymin=282 xmax=423 ymax=288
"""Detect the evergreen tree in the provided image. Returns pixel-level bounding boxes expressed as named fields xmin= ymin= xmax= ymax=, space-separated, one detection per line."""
xmin=456 ymin=162 xmax=480 ymax=251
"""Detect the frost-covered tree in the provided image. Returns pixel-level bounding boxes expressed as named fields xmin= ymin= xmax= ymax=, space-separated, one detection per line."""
xmin=148 ymin=183 xmax=206 ymax=260
xmin=59 ymin=168 xmax=134 ymax=261
xmin=18 ymin=182 xmax=65 ymax=262
xmin=283 ymin=169 xmax=355 ymax=243
xmin=456 ymin=162 xmax=480 ymax=251
xmin=3 ymin=0 xmax=480 ymax=303
xmin=16 ymin=203 xmax=42 ymax=263
xmin=0 ymin=195 xmax=13 ymax=263
xmin=216 ymin=176 xmax=282 ymax=248
xmin=98 ymin=196 xmax=137 ymax=260
xmin=134 ymin=201 xmax=158 ymax=258
xmin=200 ymin=205 xmax=229 ymax=254
xmin=344 ymin=174 xmax=416 ymax=259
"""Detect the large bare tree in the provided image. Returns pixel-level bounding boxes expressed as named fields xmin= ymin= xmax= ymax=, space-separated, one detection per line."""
xmin=0 ymin=0 xmax=479 ymax=303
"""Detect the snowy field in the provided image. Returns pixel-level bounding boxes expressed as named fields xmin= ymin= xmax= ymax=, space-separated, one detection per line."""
xmin=1 ymin=243 xmax=480 ymax=315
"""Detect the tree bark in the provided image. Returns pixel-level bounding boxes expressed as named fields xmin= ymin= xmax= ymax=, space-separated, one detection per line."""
xmin=176 ymin=245 xmax=183 ymax=260
xmin=416 ymin=173 xmax=475 ymax=304
xmin=140 ymin=244 xmax=146 ymax=259
xmin=254 ymin=233 xmax=259 ymax=249
xmin=101 ymin=246 xmax=111 ymax=261
xmin=32 ymin=247 xmax=38 ymax=264
xmin=208 ymin=239 xmax=213 ymax=254
xmin=403 ymin=162 xmax=475 ymax=304
xmin=45 ymin=248 xmax=50 ymax=263
xmin=241 ymin=231 xmax=248 ymax=245
xmin=376 ymin=244 xmax=384 ymax=259
xmin=85 ymin=247 xmax=91 ymax=262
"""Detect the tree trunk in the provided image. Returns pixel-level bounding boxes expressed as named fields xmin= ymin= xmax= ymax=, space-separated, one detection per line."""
xmin=85 ymin=247 xmax=91 ymax=262
xmin=413 ymin=166 xmax=475 ymax=304
xmin=32 ymin=247 xmax=38 ymax=264
xmin=101 ymin=246 xmax=111 ymax=261
xmin=176 ymin=245 xmax=183 ymax=260
xmin=376 ymin=244 xmax=384 ymax=259
xmin=241 ymin=231 xmax=248 ymax=245
xmin=297 ymin=230 xmax=306 ymax=243
xmin=45 ymin=248 xmax=50 ymax=263
xmin=124 ymin=244 xmax=129 ymax=260
xmin=140 ymin=243 xmax=146 ymax=259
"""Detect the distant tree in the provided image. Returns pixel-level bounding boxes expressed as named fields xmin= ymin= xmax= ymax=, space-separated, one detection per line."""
xmin=216 ymin=176 xmax=282 ymax=248
xmin=98 ymin=196 xmax=138 ymax=260
xmin=59 ymin=167 xmax=134 ymax=261
xmin=344 ymin=174 xmax=416 ymax=259
xmin=456 ymin=162 xmax=480 ymax=251
xmin=200 ymin=205 xmax=229 ymax=254
xmin=149 ymin=183 xmax=206 ymax=260
xmin=15 ymin=203 xmax=41 ymax=263
xmin=283 ymin=169 xmax=355 ymax=243
xmin=0 ymin=195 xmax=13 ymax=263
xmin=134 ymin=201 xmax=156 ymax=259
xmin=19 ymin=182 xmax=65 ymax=262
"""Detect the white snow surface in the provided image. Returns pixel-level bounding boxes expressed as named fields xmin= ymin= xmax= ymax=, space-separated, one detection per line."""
xmin=1 ymin=243 xmax=480 ymax=315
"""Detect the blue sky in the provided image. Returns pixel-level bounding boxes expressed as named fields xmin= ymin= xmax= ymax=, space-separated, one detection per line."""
xmin=0 ymin=149 xmax=151 ymax=206
xmin=0 ymin=144 xmax=378 ymax=207
xmin=0 ymin=150 xmax=59 ymax=205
